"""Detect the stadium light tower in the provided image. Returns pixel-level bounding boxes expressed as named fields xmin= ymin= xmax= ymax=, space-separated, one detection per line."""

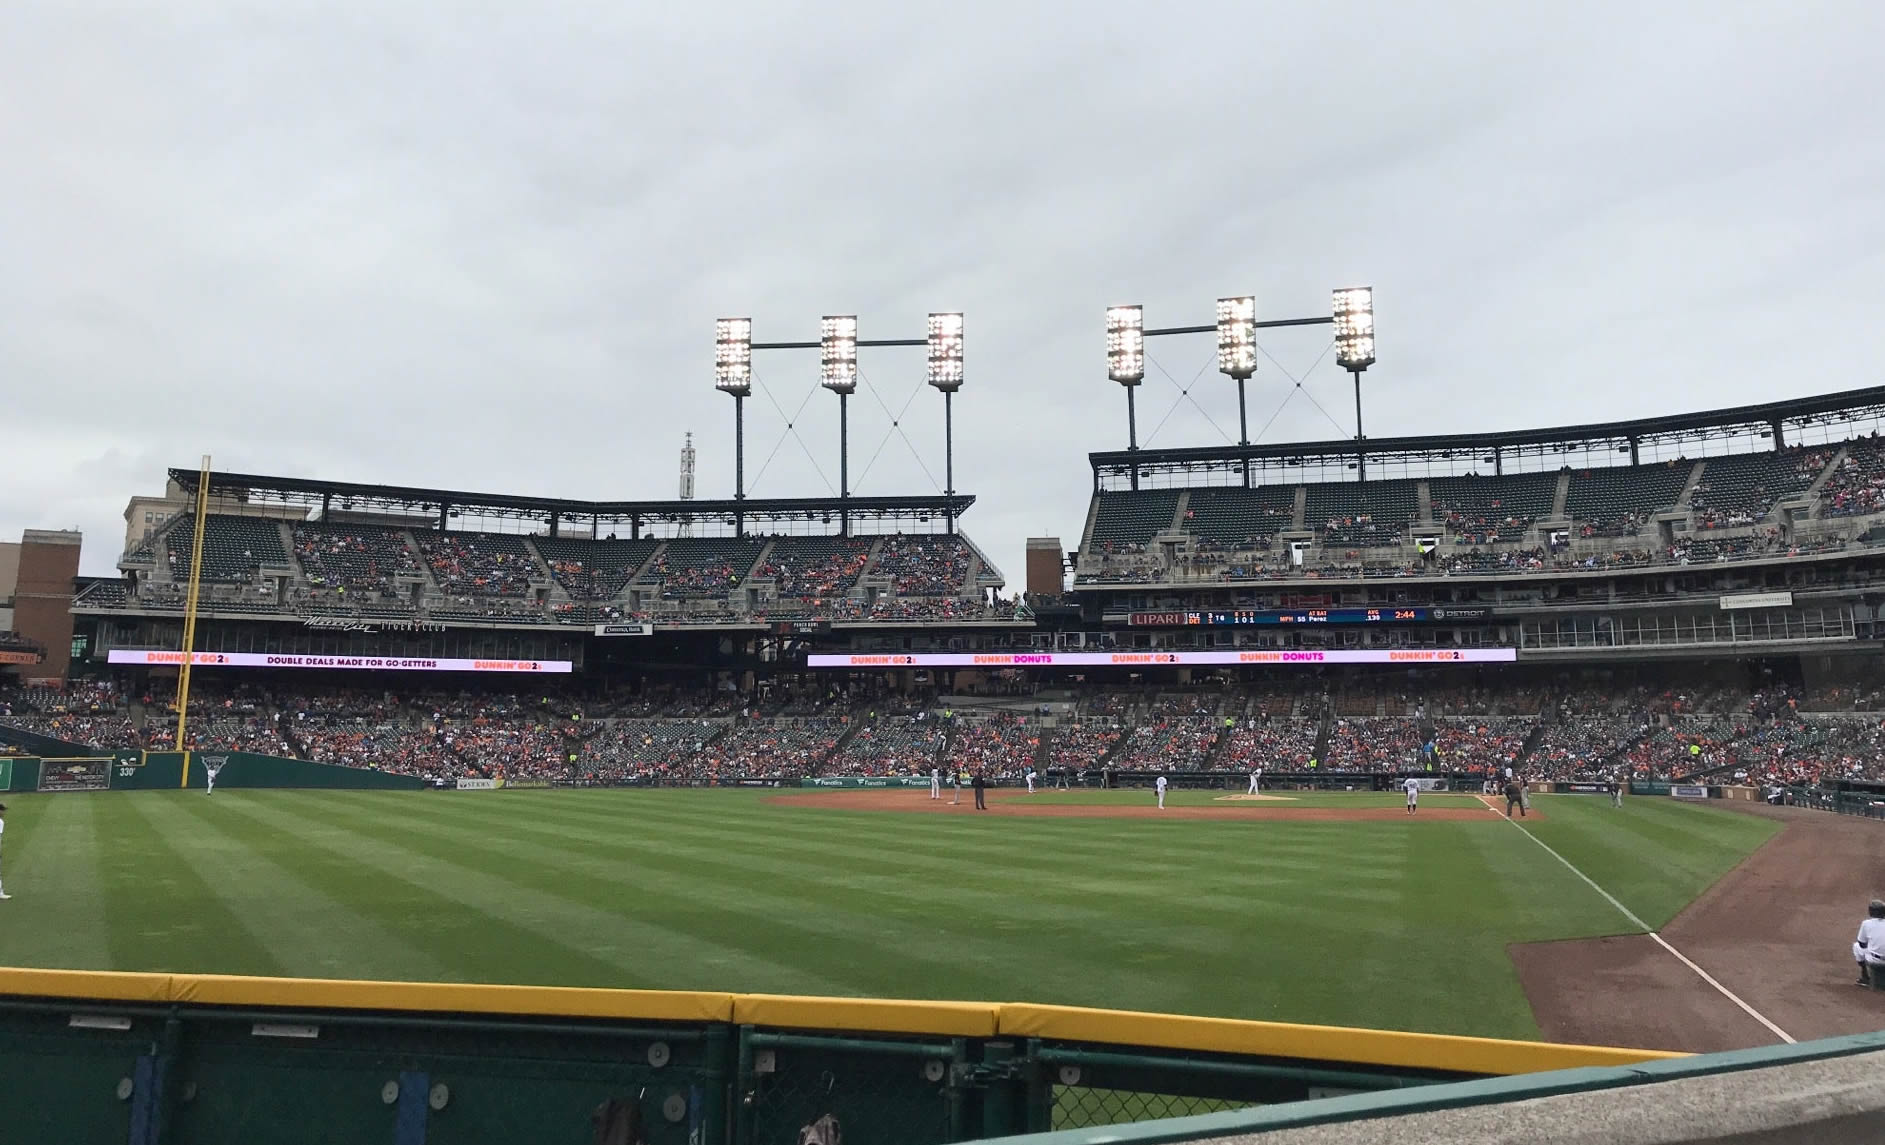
xmin=821 ymin=315 xmax=859 ymax=531
xmin=1107 ymin=305 xmax=1146 ymax=490
xmin=927 ymin=312 xmax=964 ymax=501
xmin=1217 ymin=296 xmax=1258 ymax=487
xmin=1333 ymin=286 xmax=1376 ymax=480
xmin=715 ymin=317 xmax=753 ymax=501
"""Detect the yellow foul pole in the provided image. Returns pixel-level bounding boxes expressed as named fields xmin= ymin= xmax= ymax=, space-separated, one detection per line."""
xmin=175 ymin=455 xmax=211 ymax=787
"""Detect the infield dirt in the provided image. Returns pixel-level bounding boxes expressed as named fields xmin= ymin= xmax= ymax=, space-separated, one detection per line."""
xmin=767 ymin=787 xmax=1533 ymax=821
xmin=1513 ymin=802 xmax=1885 ymax=1052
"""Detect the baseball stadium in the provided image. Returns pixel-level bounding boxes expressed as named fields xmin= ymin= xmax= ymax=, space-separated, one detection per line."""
xmin=8 ymin=365 xmax=1885 ymax=1144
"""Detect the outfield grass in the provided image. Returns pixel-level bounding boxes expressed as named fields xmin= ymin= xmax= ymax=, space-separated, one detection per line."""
xmin=0 ymin=789 xmax=1778 ymax=1040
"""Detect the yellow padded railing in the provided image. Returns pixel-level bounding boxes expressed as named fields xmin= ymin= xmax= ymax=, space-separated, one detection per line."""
xmin=0 ymin=967 xmax=1683 ymax=1075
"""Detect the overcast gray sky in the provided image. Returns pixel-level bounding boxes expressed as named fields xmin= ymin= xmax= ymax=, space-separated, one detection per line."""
xmin=4 ymin=1 xmax=1882 ymax=583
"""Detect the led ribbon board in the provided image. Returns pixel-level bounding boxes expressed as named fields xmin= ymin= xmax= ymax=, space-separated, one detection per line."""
xmin=807 ymin=649 xmax=1517 ymax=668
xmin=108 ymin=650 xmax=573 ymax=673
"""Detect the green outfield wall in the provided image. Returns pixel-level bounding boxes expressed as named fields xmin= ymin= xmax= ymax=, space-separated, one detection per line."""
xmin=112 ymin=752 xmax=427 ymax=792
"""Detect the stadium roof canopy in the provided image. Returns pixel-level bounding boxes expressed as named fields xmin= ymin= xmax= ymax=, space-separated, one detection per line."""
xmin=169 ymin=468 xmax=974 ymax=533
xmin=1089 ymin=384 xmax=1885 ymax=489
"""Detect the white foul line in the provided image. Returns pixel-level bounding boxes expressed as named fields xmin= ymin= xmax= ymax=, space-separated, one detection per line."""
xmin=1500 ymin=808 xmax=1796 ymax=1045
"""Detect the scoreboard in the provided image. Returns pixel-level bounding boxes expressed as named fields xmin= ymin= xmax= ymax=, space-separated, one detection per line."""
xmin=1127 ymin=607 xmax=1490 ymax=627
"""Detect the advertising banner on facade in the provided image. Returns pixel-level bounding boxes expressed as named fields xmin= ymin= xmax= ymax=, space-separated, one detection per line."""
xmin=807 ymin=649 xmax=1517 ymax=669
xmin=109 ymin=650 xmax=572 ymax=673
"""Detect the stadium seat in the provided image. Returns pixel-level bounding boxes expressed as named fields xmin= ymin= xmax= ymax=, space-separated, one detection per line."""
xmin=1089 ymin=490 xmax=1182 ymax=546
xmin=165 ymin=515 xmax=291 ymax=582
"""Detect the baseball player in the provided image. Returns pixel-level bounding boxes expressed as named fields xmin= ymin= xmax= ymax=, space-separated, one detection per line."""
xmin=0 ymin=802 xmax=9 ymax=900
xmin=1403 ymin=775 xmax=1421 ymax=814
xmin=1155 ymin=774 xmax=1168 ymax=810
xmin=1855 ymin=900 xmax=1885 ymax=986
xmin=930 ymin=767 xmax=941 ymax=800
xmin=1611 ymin=772 xmax=1624 ymax=808
xmin=952 ymin=767 xmax=963 ymax=805
xmin=206 ymin=762 xmax=222 ymax=796
xmin=1247 ymin=767 xmax=1262 ymax=795
xmin=1025 ymin=766 xmax=1037 ymax=795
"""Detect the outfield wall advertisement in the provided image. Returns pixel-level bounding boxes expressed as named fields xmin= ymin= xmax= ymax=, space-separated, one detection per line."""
xmin=108 ymin=650 xmax=572 ymax=674
xmin=807 ymin=649 xmax=1517 ymax=669
xmin=800 ymin=777 xmax=932 ymax=788
xmin=39 ymin=758 xmax=112 ymax=792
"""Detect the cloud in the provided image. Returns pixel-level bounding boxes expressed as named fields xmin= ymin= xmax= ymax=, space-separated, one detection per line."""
xmin=1 ymin=0 xmax=1881 ymax=590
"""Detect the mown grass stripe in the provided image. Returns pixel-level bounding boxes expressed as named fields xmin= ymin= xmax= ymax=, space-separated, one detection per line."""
xmin=152 ymin=794 xmax=455 ymax=981
xmin=98 ymin=794 xmax=285 ymax=976
xmin=342 ymin=791 xmax=1418 ymax=961
xmin=222 ymin=792 xmax=858 ymax=994
xmin=279 ymin=789 xmax=1142 ymax=1001
xmin=0 ymin=795 xmax=113 ymax=969
xmin=301 ymin=792 xmax=1440 ymax=1019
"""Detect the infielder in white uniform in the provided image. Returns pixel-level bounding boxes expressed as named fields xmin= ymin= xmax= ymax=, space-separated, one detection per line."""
xmin=1247 ymin=768 xmax=1261 ymax=795
xmin=1403 ymin=776 xmax=1421 ymax=814
xmin=930 ymin=767 xmax=941 ymax=800
xmin=1025 ymin=767 xmax=1036 ymax=794
xmin=0 ymin=802 xmax=10 ymax=900
xmin=1155 ymin=775 xmax=1168 ymax=809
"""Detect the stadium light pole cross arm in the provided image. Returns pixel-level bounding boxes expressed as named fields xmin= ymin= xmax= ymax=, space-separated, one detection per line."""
xmin=727 ymin=315 xmax=960 ymax=537
xmin=1120 ymin=289 xmax=1374 ymax=483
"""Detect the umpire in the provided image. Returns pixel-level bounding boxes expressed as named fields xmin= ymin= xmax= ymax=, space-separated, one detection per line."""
xmin=1504 ymin=777 xmax=1527 ymax=818
xmin=971 ymin=770 xmax=988 ymax=811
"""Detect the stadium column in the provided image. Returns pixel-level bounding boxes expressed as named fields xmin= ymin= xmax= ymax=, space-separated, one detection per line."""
xmin=840 ymin=390 xmax=850 ymax=536
xmin=735 ymin=392 xmax=746 ymax=535
xmin=944 ymin=388 xmax=956 ymax=534
xmin=1351 ymin=369 xmax=1366 ymax=482
xmin=1237 ymin=377 xmax=1251 ymax=488
xmin=1126 ymin=388 xmax=1140 ymax=491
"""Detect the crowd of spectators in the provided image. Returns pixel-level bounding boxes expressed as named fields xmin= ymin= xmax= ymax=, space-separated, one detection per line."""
xmin=1218 ymin=716 xmax=1319 ymax=772
xmin=873 ymin=535 xmax=971 ymax=596
xmin=1045 ymin=720 xmax=1125 ymax=770
xmin=759 ymin=541 xmax=872 ymax=600
xmin=707 ymin=718 xmax=847 ymax=777
xmin=293 ymin=527 xmax=422 ymax=591
xmin=945 ymin=716 xmax=1041 ymax=778
xmin=836 ymin=714 xmax=943 ymax=773
xmin=1325 ymin=717 xmax=1425 ymax=770
xmin=417 ymin=533 xmax=536 ymax=596
xmin=1823 ymin=439 xmax=1885 ymax=517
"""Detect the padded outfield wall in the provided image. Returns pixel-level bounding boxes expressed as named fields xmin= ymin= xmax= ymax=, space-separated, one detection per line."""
xmin=0 ymin=750 xmax=425 ymax=792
